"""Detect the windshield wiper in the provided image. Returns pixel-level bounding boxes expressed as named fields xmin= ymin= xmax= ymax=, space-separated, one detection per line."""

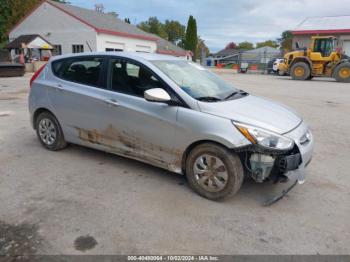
xmin=224 ymin=90 xmax=248 ymax=100
xmin=196 ymin=96 xmax=222 ymax=102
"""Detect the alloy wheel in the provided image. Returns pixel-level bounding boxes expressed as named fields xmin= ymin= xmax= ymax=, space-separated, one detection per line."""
xmin=193 ymin=154 xmax=228 ymax=192
xmin=38 ymin=118 xmax=57 ymax=146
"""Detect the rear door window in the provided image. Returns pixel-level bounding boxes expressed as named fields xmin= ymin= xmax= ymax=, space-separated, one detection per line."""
xmin=54 ymin=57 xmax=104 ymax=87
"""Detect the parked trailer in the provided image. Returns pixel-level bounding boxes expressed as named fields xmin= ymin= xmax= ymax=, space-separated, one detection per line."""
xmin=0 ymin=63 xmax=25 ymax=77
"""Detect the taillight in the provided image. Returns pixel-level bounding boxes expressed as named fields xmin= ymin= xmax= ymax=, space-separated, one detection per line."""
xmin=30 ymin=64 xmax=46 ymax=88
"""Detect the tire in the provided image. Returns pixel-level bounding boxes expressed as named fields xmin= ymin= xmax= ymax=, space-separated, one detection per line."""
xmin=35 ymin=111 xmax=67 ymax=151
xmin=334 ymin=62 xmax=350 ymax=82
xmin=185 ymin=143 xmax=244 ymax=200
xmin=307 ymin=75 xmax=314 ymax=80
xmin=291 ymin=62 xmax=310 ymax=80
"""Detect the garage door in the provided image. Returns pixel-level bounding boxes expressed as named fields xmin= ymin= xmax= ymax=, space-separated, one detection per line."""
xmin=342 ymin=41 xmax=350 ymax=56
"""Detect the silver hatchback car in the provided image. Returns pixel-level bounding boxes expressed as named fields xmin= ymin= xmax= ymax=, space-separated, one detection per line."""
xmin=29 ymin=52 xmax=314 ymax=201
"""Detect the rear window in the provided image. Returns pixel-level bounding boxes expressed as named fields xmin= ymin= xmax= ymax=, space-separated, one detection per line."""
xmin=52 ymin=57 xmax=103 ymax=87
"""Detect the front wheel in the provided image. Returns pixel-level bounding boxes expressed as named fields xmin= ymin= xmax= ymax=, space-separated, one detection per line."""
xmin=291 ymin=62 xmax=310 ymax=80
xmin=185 ymin=143 xmax=244 ymax=200
xmin=334 ymin=62 xmax=350 ymax=82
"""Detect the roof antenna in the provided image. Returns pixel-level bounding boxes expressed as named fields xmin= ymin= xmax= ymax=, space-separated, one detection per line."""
xmin=86 ymin=41 xmax=92 ymax=52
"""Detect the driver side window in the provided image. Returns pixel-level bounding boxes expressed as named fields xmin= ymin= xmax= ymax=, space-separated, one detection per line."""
xmin=110 ymin=59 xmax=163 ymax=97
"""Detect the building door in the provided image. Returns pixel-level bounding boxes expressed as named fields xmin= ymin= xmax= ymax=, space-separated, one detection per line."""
xmin=342 ymin=41 xmax=350 ymax=56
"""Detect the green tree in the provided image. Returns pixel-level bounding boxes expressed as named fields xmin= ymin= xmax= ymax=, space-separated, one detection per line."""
xmin=278 ymin=30 xmax=293 ymax=52
xmin=0 ymin=0 xmax=11 ymax=47
xmin=138 ymin=17 xmax=167 ymax=39
xmin=256 ymin=40 xmax=278 ymax=48
xmin=238 ymin=41 xmax=254 ymax=50
xmin=197 ymin=37 xmax=209 ymax=62
xmin=164 ymin=20 xmax=185 ymax=44
xmin=184 ymin=15 xmax=198 ymax=61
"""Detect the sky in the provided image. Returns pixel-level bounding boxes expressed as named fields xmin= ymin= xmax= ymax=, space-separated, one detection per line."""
xmin=69 ymin=0 xmax=350 ymax=52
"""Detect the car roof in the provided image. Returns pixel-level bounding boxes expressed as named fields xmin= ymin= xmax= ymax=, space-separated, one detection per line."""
xmin=50 ymin=52 xmax=184 ymax=62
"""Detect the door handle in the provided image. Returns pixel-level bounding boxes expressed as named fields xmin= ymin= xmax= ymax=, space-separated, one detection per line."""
xmin=104 ymin=99 xmax=120 ymax=107
xmin=55 ymin=84 xmax=65 ymax=92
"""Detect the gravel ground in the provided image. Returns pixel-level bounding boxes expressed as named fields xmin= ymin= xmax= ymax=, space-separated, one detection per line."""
xmin=0 ymin=72 xmax=349 ymax=255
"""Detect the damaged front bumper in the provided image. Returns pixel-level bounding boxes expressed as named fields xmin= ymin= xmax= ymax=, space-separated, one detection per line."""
xmin=239 ymin=121 xmax=314 ymax=205
xmin=283 ymin=121 xmax=314 ymax=184
xmin=256 ymin=121 xmax=314 ymax=183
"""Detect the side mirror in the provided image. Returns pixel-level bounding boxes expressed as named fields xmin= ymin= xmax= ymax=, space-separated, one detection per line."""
xmin=144 ymin=88 xmax=171 ymax=103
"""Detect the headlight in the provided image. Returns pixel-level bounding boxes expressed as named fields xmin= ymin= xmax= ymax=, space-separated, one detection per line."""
xmin=233 ymin=122 xmax=294 ymax=150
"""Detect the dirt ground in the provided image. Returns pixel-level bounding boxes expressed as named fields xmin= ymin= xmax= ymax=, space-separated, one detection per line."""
xmin=0 ymin=72 xmax=349 ymax=255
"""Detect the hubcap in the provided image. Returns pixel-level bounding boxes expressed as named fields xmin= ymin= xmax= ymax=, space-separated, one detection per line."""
xmin=294 ymin=67 xmax=305 ymax=77
xmin=193 ymin=154 xmax=228 ymax=193
xmin=339 ymin=68 xmax=350 ymax=78
xmin=38 ymin=118 xmax=57 ymax=146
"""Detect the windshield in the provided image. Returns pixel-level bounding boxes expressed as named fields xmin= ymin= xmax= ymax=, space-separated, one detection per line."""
xmin=151 ymin=60 xmax=240 ymax=101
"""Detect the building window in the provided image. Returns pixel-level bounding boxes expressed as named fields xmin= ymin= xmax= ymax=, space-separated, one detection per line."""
xmin=52 ymin=45 xmax=62 ymax=56
xmin=135 ymin=45 xmax=151 ymax=53
xmin=105 ymin=48 xmax=123 ymax=52
xmin=72 ymin=45 xmax=84 ymax=53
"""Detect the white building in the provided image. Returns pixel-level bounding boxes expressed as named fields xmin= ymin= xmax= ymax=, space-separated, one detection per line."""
xmin=292 ymin=16 xmax=350 ymax=55
xmin=9 ymin=0 xmax=189 ymax=58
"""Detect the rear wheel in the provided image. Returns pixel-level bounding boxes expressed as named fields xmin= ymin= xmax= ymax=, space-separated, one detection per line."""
xmin=185 ymin=143 xmax=244 ymax=200
xmin=35 ymin=111 xmax=67 ymax=151
xmin=291 ymin=62 xmax=310 ymax=80
xmin=334 ymin=62 xmax=350 ymax=82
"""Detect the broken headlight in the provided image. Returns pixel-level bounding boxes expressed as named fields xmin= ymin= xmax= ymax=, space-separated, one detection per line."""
xmin=233 ymin=122 xmax=294 ymax=151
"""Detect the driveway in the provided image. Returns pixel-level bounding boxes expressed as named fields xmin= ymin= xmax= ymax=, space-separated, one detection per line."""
xmin=0 ymin=73 xmax=349 ymax=255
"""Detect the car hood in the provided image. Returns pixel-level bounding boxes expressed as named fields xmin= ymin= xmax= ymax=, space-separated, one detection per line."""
xmin=198 ymin=95 xmax=302 ymax=134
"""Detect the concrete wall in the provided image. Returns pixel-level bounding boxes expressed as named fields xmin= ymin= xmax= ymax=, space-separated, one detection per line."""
xmin=9 ymin=2 xmax=97 ymax=55
xmin=96 ymin=33 xmax=157 ymax=53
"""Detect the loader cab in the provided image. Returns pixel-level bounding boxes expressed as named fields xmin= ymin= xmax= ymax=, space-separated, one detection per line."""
xmin=310 ymin=37 xmax=336 ymax=59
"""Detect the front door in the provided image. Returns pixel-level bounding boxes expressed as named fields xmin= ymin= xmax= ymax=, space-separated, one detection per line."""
xmin=85 ymin=57 xmax=180 ymax=171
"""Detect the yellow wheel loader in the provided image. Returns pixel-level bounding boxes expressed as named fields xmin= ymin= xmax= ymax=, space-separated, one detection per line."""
xmin=278 ymin=36 xmax=350 ymax=82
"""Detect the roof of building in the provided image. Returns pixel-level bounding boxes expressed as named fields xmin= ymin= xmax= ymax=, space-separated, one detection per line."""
xmin=6 ymin=34 xmax=52 ymax=49
xmin=154 ymin=36 xmax=188 ymax=56
xmin=46 ymin=0 xmax=158 ymax=41
xmin=213 ymin=48 xmax=242 ymax=57
xmin=9 ymin=0 xmax=188 ymax=56
xmin=292 ymin=15 xmax=350 ymax=35
xmin=242 ymin=46 xmax=280 ymax=54
xmin=241 ymin=46 xmax=281 ymax=62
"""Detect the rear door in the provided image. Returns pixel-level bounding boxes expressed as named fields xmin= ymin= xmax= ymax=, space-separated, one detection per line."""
xmin=47 ymin=56 xmax=109 ymax=143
